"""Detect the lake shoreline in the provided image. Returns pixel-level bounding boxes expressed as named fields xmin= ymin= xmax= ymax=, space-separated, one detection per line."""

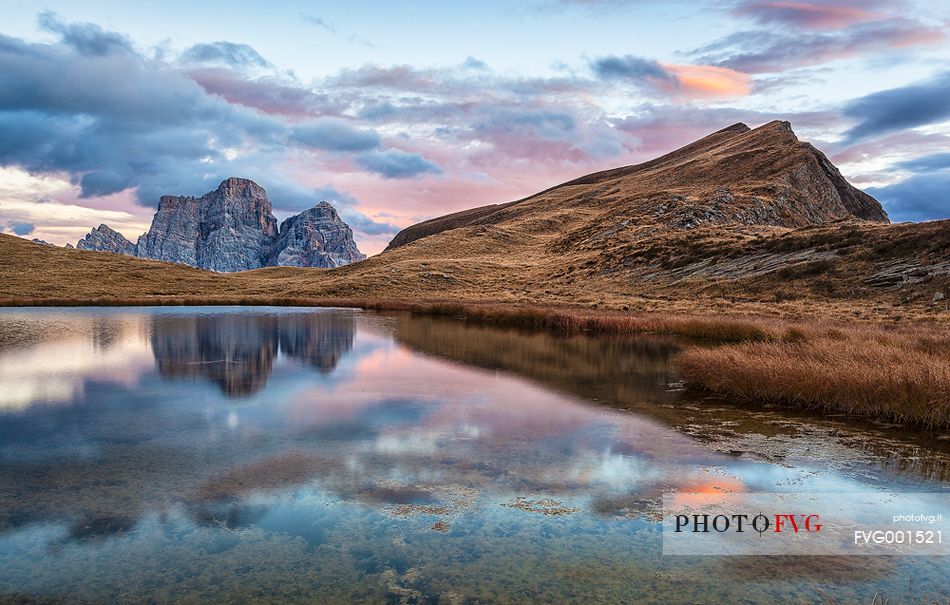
xmin=2 ymin=297 xmax=948 ymax=431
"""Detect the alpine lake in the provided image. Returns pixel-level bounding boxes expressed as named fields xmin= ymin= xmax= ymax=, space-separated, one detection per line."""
xmin=0 ymin=307 xmax=947 ymax=604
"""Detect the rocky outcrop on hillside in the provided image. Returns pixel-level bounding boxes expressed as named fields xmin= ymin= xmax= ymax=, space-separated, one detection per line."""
xmin=74 ymin=178 xmax=364 ymax=272
xmin=76 ymin=224 xmax=136 ymax=255
xmin=269 ymin=202 xmax=365 ymax=268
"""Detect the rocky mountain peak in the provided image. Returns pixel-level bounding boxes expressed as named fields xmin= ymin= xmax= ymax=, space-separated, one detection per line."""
xmin=269 ymin=201 xmax=365 ymax=268
xmin=215 ymin=177 xmax=269 ymax=203
xmin=719 ymin=122 xmax=751 ymax=134
xmin=76 ymin=224 xmax=136 ymax=255
xmin=76 ymin=179 xmax=364 ymax=272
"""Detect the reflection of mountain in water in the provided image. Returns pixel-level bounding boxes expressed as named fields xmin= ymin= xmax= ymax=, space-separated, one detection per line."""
xmin=278 ymin=314 xmax=355 ymax=374
xmin=391 ymin=315 xmax=682 ymax=409
xmin=149 ymin=312 xmax=354 ymax=396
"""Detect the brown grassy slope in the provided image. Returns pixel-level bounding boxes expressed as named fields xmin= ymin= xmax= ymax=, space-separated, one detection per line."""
xmin=3 ymin=218 xmax=948 ymax=320
xmin=386 ymin=121 xmax=886 ymax=251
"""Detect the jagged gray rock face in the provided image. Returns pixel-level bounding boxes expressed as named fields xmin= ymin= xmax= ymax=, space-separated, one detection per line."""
xmin=269 ymin=202 xmax=366 ymax=268
xmin=75 ymin=178 xmax=364 ymax=272
xmin=136 ymin=178 xmax=278 ymax=272
xmin=76 ymin=224 xmax=136 ymax=255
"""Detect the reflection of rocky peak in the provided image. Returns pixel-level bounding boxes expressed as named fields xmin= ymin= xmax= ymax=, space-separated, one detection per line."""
xmin=150 ymin=314 xmax=279 ymax=397
xmin=149 ymin=312 xmax=355 ymax=397
xmin=269 ymin=202 xmax=366 ymax=268
xmin=278 ymin=313 xmax=355 ymax=373
xmin=76 ymin=224 xmax=136 ymax=255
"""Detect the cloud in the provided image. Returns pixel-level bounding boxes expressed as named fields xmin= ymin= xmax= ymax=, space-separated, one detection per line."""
xmin=691 ymin=19 xmax=944 ymax=73
xmin=309 ymin=186 xmax=400 ymax=236
xmin=842 ymin=72 xmax=950 ymax=141
xmin=0 ymin=17 xmax=388 ymax=214
xmin=461 ymin=56 xmax=488 ymax=70
xmin=662 ymin=64 xmax=752 ymax=97
xmin=37 ymin=11 xmax=133 ymax=57
xmin=591 ymin=55 xmax=751 ymax=97
xmin=331 ymin=64 xmax=436 ymax=91
xmin=590 ymin=54 xmax=674 ymax=84
xmin=897 ymin=152 xmax=950 ymax=173
xmin=300 ymin=14 xmax=336 ymax=34
xmin=0 ymin=22 xmax=298 ymax=205
xmin=867 ymin=174 xmax=950 ymax=221
xmin=291 ymin=119 xmax=380 ymax=152
xmin=0 ymin=168 xmax=152 ymax=245
xmin=0 ymin=14 xmax=643 ymax=251
xmin=611 ymin=104 xmax=838 ymax=158
xmin=180 ymin=41 xmax=270 ymax=68
xmin=829 ymin=131 xmax=950 ymax=166
xmin=188 ymin=68 xmax=346 ymax=116
xmin=8 ymin=221 xmax=35 ymax=236
xmin=734 ymin=1 xmax=884 ymax=30
xmin=9 ymin=8 xmax=944 ymax=253
xmin=356 ymin=149 xmax=442 ymax=179
xmin=300 ymin=14 xmax=376 ymax=48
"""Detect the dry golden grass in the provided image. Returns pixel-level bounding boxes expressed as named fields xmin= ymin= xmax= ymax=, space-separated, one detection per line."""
xmin=677 ymin=324 xmax=950 ymax=428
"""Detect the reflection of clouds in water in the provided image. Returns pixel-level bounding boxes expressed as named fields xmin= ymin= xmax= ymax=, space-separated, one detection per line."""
xmin=0 ymin=308 xmax=362 ymax=410
xmin=567 ymin=450 xmax=666 ymax=491
xmin=0 ymin=326 xmax=152 ymax=410
xmin=374 ymin=430 xmax=441 ymax=455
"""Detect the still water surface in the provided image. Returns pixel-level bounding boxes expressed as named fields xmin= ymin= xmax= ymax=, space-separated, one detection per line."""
xmin=0 ymin=307 xmax=947 ymax=603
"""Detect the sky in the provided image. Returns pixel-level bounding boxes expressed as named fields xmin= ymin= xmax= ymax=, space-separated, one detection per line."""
xmin=0 ymin=0 xmax=948 ymax=255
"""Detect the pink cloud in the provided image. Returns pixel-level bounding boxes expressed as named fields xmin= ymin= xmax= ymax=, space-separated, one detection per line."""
xmin=830 ymin=131 xmax=950 ymax=165
xmin=662 ymin=64 xmax=753 ymax=98
xmin=736 ymin=1 xmax=884 ymax=30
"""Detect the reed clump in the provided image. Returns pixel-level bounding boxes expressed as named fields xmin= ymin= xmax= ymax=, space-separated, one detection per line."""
xmin=676 ymin=326 xmax=950 ymax=428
